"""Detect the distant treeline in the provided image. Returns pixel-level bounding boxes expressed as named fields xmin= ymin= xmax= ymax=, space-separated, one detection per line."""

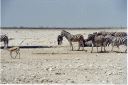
xmin=1 ymin=27 xmax=127 ymax=29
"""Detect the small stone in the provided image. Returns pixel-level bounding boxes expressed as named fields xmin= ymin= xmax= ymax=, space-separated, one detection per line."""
xmin=3 ymin=66 xmax=6 ymax=68
xmin=48 ymin=68 xmax=52 ymax=71
xmin=46 ymin=67 xmax=53 ymax=71
xmin=55 ymin=72 xmax=61 ymax=75
xmin=71 ymin=80 xmax=75 ymax=83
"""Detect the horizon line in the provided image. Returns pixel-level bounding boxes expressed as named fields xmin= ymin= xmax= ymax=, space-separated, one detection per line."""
xmin=1 ymin=26 xmax=127 ymax=28
xmin=1 ymin=26 xmax=127 ymax=29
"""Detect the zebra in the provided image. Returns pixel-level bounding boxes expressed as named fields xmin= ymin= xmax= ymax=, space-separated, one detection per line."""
xmin=60 ymin=30 xmax=85 ymax=51
xmin=114 ymin=32 xmax=127 ymax=37
xmin=57 ymin=35 xmax=63 ymax=45
xmin=0 ymin=34 xmax=9 ymax=49
xmin=86 ymin=33 xmax=106 ymax=53
xmin=111 ymin=36 xmax=127 ymax=52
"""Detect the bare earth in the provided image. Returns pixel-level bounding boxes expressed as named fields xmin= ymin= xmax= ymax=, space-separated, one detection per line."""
xmin=0 ymin=29 xmax=127 ymax=84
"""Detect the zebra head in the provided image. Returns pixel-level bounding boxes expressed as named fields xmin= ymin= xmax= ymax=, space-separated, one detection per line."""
xmin=0 ymin=34 xmax=9 ymax=49
xmin=57 ymin=35 xmax=63 ymax=45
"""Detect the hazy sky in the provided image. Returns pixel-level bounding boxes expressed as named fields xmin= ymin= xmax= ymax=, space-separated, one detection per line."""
xmin=1 ymin=0 xmax=127 ymax=27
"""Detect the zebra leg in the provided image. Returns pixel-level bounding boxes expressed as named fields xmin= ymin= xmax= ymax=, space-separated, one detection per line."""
xmin=125 ymin=49 xmax=127 ymax=53
xmin=108 ymin=42 xmax=110 ymax=47
xmin=70 ymin=42 xmax=73 ymax=51
xmin=82 ymin=45 xmax=84 ymax=50
xmin=4 ymin=40 xmax=8 ymax=49
xmin=104 ymin=46 xmax=106 ymax=52
xmin=111 ymin=46 xmax=114 ymax=52
xmin=78 ymin=42 xmax=80 ymax=51
xmin=6 ymin=39 xmax=8 ymax=48
xmin=117 ymin=46 xmax=120 ymax=52
xmin=103 ymin=43 xmax=106 ymax=52
xmin=82 ymin=41 xmax=84 ymax=51
xmin=101 ymin=46 xmax=103 ymax=52
xmin=91 ymin=45 xmax=94 ymax=53
xmin=97 ymin=46 xmax=98 ymax=53
xmin=6 ymin=42 xmax=8 ymax=49
xmin=4 ymin=43 xmax=6 ymax=49
xmin=4 ymin=42 xmax=7 ymax=49
xmin=111 ymin=43 xmax=114 ymax=52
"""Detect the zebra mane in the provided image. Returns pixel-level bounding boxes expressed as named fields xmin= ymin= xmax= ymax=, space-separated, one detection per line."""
xmin=61 ymin=30 xmax=71 ymax=35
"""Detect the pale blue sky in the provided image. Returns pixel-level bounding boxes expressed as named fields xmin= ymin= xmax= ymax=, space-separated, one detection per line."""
xmin=1 ymin=0 xmax=127 ymax=27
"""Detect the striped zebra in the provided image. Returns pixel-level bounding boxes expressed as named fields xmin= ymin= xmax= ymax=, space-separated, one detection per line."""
xmin=114 ymin=32 xmax=127 ymax=37
xmin=0 ymin=34 xmax=9 ymax=49
xmin=60 ymin=30 xmax=84 ymax=51
xmin=87 ymin=33 xmax=106 ymax=53
xmin=111 ymin=36 xmax=127 ymax=52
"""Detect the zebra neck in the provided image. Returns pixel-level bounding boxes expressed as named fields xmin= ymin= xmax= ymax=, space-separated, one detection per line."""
xmin=63 ymin=34 xmax=72 ymax=40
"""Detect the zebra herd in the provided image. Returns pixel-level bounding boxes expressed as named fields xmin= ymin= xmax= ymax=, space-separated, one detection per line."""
xmin=57 ymin=30 xmax=127 ymax=53
xmin=0 ymin=30 xmax=127 ymax=53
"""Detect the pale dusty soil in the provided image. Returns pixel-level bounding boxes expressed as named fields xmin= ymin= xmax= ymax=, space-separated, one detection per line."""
xmin=0 ymin=29 xmax=127 ymax=84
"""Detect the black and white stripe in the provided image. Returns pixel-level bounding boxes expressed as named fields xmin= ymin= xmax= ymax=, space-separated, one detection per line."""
xmin=0 ymin=34 xmax=9 ymax=48
xmin=114 ymin=32 xmax=127 ymax=37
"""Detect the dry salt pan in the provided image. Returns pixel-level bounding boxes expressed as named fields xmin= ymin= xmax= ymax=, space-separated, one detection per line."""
xmin=118 ymin=54 xmax=121 ymax=56
xmin=96 ymin=54 xmax=98 ymax=56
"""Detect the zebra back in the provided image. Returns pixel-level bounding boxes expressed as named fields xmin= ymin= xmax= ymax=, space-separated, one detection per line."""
xmin=114 ymin=32 xmax=127 ymax=37
xmin=97 ymin=31 xmax=116 ymax=36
